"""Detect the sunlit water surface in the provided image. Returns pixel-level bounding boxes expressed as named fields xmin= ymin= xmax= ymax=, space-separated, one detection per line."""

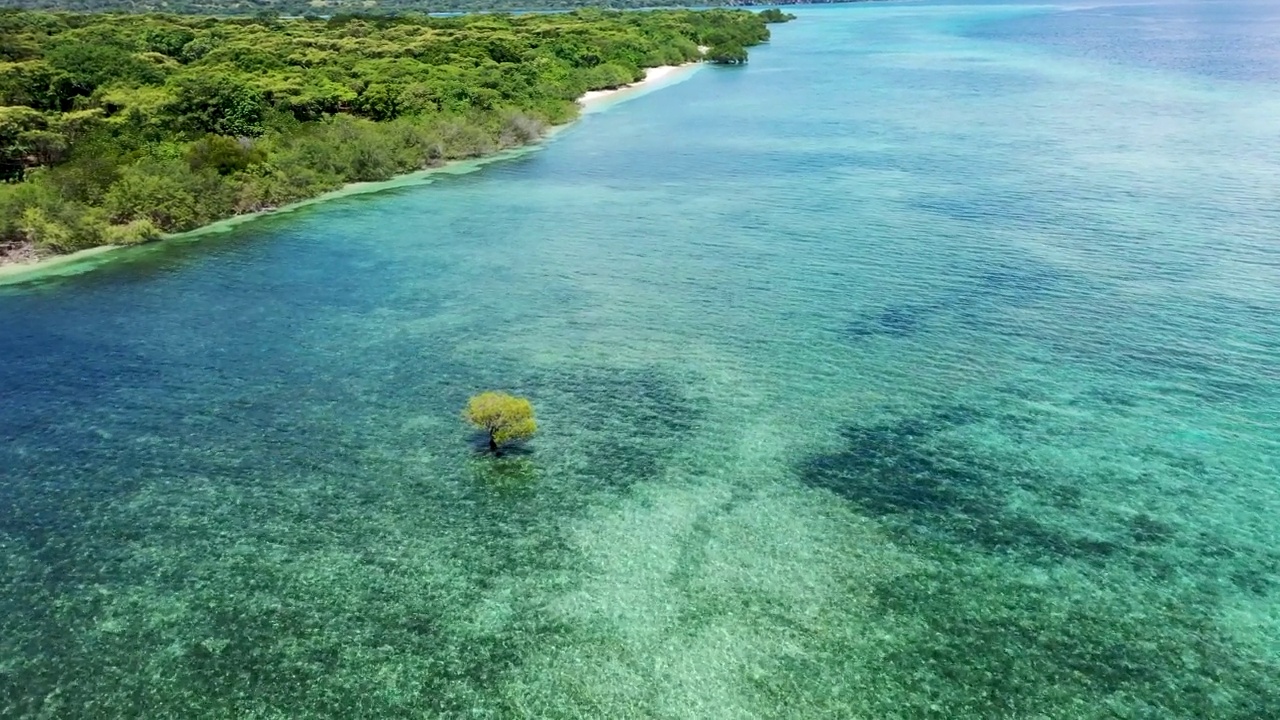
xmin=3 ymin=1 xmax=1279 ymax=717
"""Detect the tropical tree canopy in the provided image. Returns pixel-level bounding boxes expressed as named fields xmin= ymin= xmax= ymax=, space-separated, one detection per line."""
xmin=464 ymin=391 xmax=537 ymax=451
xmin=0 ymin=9 xmax=772 ymax=259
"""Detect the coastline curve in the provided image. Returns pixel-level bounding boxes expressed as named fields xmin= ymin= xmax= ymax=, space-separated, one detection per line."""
xmin=0 ymin=64 xmax=704 ymax=288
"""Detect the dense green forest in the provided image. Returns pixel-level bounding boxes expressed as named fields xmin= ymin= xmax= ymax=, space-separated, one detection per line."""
xmin=0 ymin=9 xmax=775 ymax=261
xmin=0 ymin=0 xmax=839 ymax=17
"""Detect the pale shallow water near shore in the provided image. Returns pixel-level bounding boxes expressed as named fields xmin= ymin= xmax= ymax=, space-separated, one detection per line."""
xmin=0 ymin=150 xmax=538 ymax=286
xmin=0 ymin=65 xmax=700 ymax=287
xmin=2 ymin=2 xmax=1279 ymax=718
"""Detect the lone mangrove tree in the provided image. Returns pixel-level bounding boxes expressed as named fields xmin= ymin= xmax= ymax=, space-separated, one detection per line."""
xmin=464 ymin=391 xmax=537 ymax=453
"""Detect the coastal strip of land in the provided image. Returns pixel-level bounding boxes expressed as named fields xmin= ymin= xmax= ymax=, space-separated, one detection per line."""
xmin=0 ymin=64 xmax=706 ymax=285
xmin=0 ymin=10 xmax=782 ymax=283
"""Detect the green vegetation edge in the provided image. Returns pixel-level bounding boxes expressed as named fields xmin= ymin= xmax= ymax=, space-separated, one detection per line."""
xmin=0 ymin=8 xmax=786 ymax=268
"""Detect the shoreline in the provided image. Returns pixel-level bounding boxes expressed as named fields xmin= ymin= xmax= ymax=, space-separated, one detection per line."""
xmin=578 ymin=62 xmax=702 ymax=110
xmin=0 ymin=62 xmax=704 ymax=287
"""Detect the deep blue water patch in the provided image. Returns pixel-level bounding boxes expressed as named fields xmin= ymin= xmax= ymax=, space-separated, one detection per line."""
xmin=966 ymin=0 xmax=1280 ymax=83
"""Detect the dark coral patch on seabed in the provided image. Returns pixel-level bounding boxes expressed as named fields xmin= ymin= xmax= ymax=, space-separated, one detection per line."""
xmin=796 ymin=406 xmax=1280 ymax=717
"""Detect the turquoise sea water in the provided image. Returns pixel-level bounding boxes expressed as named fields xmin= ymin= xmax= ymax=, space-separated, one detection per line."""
xmin=3 ymin=1 xmax=1280 ymax=716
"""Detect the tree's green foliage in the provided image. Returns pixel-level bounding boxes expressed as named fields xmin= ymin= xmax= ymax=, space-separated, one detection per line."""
xmin=0 ymin=105 xmax=45 ymax=179
xmin=706 ymin=42 xmax=747 ymax=64
xmin=167 ymin=73 xmax=267 ymax=136
xmin=0 ymin=8 xmax=771 ymax=259
xmin=758 ymin=8 xmax=797 ymax=23
xmin=45 ymin=41 xmax=165 ymax=96
xmin=0 ymin=0 xmax=852 ymax=15
xmin=186 ymin=134 xmax=266 ymax=175
xmin=464 ymin=391 xmax=537 ymax=452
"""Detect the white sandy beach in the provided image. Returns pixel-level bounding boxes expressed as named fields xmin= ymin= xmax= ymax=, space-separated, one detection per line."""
xmin=578 ymin=63 xmax=701 ymax=107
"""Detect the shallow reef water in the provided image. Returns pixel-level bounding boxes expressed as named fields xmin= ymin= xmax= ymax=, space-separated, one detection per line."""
xmin=3 ymin=1 xmax=1280 ymax=717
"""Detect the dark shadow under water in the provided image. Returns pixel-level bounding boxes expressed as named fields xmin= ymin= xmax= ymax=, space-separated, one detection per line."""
xmin=796 ymin=403 xmax=1280 ymax=717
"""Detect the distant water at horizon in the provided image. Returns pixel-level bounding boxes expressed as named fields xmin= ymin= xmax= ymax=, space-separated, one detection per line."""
xmin=3 ymin=2 xmax=1279 ymax=717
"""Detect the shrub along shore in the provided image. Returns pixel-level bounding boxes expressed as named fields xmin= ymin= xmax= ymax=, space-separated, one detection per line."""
xmin=0 ymin=8 xmax=779 ymax=264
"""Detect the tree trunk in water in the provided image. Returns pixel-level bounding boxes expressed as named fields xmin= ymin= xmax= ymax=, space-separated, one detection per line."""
xmin=489 ymin=434 xmax=498 ymax=453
